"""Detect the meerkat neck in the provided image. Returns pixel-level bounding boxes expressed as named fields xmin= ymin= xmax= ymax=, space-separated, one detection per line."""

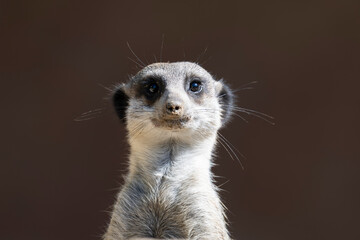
xmin=127 ymin=133 xmax=217 ymax=183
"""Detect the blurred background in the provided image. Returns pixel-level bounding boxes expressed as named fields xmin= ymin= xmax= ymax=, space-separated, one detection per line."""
xmin=1 ymin=0 xmax=359 ymax=239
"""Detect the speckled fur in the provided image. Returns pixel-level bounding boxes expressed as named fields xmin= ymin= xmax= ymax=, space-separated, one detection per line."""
xmin=104 ymin=62 xmax=234 ymax=240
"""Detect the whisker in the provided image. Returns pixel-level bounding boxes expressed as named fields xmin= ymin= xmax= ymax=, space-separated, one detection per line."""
xmin=144 ymin=56 xmax=150 ymax=65
xmin=126 ymin=42 xmax=146 ymax=67
xmin=129 ymin=125 xmax=146 ymax=144
xmin=232 ymin=109 xmax=274 ymax=125
xmin=74 ymin=116 xmax=98 ymax=121
xmin=127 ymin=57 xmax=144 ymax=69
xmin=232 ymin=87 xmax=255 ymax=92
xmin=97 ymin=83 xmax=113 ymax=92
xmin=129 ymin=120 xmax=147 ymax=136
xmin=199 ymin=55 xmax=212 ymax=67
xmin=128 ymin=122 xmax=143 ymax=133
xmin=196 ymin=110 xmax=219 ymax=113
xmin=128 ymin=117 xmax=151 ymax=136
xmin=218 ymin=132 xmax=246 ymax=159
xmin=78 ymin=111 xmax=102 ymax=116
xmin=130 ymin=123 xmax=154 ymax=144
xmin=195 ymin=105 xmax=273 ymax=125
xmin=160 ymin=34 xmax=165 ymax=62
xmin=218 ymin=104 xmax=275 ymax=125
xmin=195 ymin=46 xmax=208 ymax=64
xmin=217 ymin=179 xmax=230 ymax=189
xmin=74 ymin=108 xmax=103 ymax=122
xmin=114 ymin=106 xmax=155 ymax=113
xmin=217 ymin=137 xmax=243 ymax=170
xmin=232 ymin=107 xmax=274 ymax=119
xmin=217 ymin=134 xmax=244 ymax=170
xmin=232 ymin=81 xmax=258 ymax=93
xmin=232 ymin=112 xmax=249 ymax=123
xmin=131 ymin=110 xmax=155 ymax=113
xmin=196 ymin=108 xmax=220 ymax=111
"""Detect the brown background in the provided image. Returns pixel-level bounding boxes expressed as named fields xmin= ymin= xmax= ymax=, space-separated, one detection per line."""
xmin=1 ymin=0 xmax=359 ymax=239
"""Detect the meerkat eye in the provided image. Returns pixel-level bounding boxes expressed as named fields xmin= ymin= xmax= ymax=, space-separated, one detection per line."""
xmin=147 ymin=82 xmax=159 ymax=94
xmin=189 ymin=80 xmax=202 ymax=92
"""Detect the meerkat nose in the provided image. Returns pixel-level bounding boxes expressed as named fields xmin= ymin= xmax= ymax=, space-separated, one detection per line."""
xmin=165 ymin=101 xmax=183 ymax=116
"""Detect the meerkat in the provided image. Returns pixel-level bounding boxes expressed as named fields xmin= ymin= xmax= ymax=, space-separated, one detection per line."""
xmin=104 ymin=62 xmax=235 ymax=240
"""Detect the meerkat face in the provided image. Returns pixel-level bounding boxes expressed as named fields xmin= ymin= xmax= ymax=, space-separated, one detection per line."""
xmin=113 ymin=62 xmax=233 ymax=141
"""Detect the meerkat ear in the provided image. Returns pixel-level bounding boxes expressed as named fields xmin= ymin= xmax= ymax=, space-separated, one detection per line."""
xmin=113 ymin=84 xmax=129 ymax=123
xmin=216 ymin=79 xmax=234 ymax=126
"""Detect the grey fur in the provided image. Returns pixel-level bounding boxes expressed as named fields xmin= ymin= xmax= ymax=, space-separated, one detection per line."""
xmin=105 ymin=62 xmax=233 ymax=240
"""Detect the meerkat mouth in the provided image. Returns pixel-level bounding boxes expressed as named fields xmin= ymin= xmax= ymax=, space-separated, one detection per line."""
xmin=152 ymin=116 xmax=191 ymax=130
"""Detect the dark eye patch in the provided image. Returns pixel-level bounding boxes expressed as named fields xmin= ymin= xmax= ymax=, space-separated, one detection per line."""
xmin=137 ymin=76 xmax=165 ymax=105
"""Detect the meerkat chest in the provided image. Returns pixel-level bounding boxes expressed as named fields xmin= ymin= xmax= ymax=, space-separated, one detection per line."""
xmin=117 ymin=174 xmax=218 ymax=239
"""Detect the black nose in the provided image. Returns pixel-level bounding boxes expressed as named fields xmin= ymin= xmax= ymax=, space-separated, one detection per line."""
xmin=166 ymin=101 xmax=183 ymax=115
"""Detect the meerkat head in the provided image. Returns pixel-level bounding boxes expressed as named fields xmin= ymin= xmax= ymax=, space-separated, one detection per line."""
xmin=113 ymin=62 xmax=233 ymax=142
